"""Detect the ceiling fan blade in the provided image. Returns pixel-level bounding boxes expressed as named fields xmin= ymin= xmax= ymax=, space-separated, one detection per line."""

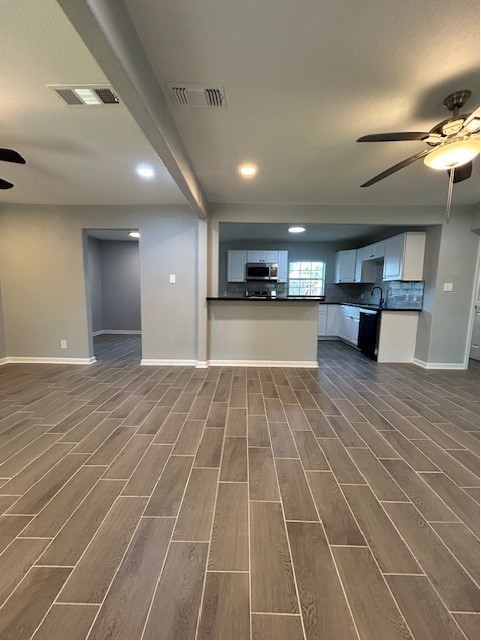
xmin=458 ymin=107 xmax=480 ymax=136
xmin=0 ymin=178 xmax=14 ymax=189
xmin=361 ymin=149 xmax=431 ymax=187
xmin=357 ymin=132 xmax=430 ymax=142
xmin=450 ymin=162 xmax=473 ymax=183
xmin=0 ymin=148 xmax=26 ymax=164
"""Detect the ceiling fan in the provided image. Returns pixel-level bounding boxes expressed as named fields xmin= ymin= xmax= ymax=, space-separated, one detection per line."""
xmin=0 ymin=148 xmax=26 ymax=189
xmin=357 ymin=90 xmax=480 ymax=187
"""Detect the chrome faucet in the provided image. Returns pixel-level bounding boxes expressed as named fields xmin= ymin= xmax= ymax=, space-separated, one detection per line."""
xmin=371 ymin=286 xmax=384 ymax=308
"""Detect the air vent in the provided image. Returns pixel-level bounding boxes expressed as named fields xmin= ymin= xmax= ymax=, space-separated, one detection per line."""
xmin=167 ymin=83 xmax=226 ymax=108
xmin=49 ymin=85 xmax=120 ymax=106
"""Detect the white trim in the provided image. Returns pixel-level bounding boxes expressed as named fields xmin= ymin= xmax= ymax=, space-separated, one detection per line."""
xmin=464 ymin=244 xmax=480 ymax=367
xmin=206 ymin=359 xmax=318 ymax=368
xmin=412 ymin=358 xmax=466 ymax=370
xmin=142 ymin=358 xmax=318 ymax=368
xmin=92 ymin=330 xmax=141 ymax=336
xmin=0 ymin=357 xmax=8 ymax=366
xmin=141 ymin=358 xmax=197 ymax=367
xmin=5 ymin=356 xmax=97 ymax=365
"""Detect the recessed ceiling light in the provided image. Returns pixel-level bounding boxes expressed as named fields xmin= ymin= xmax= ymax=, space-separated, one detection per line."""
xmin=238 ymin=163 xmax=258 ymax=178
xmin=129 ymin=231 xmax=140 ymax=238
xmin=288 ymin=226 xmax=306 ymax=234
xmin=73 ymin=88 xmax=102 ymax=105
xmin=136 ymin=164 xmax=155 ymax=179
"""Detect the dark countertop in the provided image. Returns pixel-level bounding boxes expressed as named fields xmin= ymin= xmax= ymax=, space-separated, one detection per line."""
xmin=206 ymin=296 xmax=325 ymax=302
xmin=207 ymin=298 xmax=421 ymax=311
xmin=338 ymin=302 xmax=422 ymax=312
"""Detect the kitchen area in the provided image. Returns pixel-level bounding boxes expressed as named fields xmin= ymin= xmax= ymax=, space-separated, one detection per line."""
xmin=207 ymin=223 xmax=428 ymax=366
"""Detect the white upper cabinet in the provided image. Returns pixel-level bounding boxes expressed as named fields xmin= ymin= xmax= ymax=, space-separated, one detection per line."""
xmin=277 ymin=251 xmax=288 ymax=283
xmin=364 ymin=242 xmax=386 ymax=260
xmin=227 ymin=250 xmax=247 ymax=282
xmin=335 ymin=249 xmax=357 ymax=283
xmin=247 ymin=250 xmax=278 ymax=263
xmin=355 ymin=248 xmax=376 ymax=283
xmin=382 ymin=232 xmax=426 ymax=281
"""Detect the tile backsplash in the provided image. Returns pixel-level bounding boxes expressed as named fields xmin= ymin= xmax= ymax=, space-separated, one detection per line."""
xmin=324 ymin=263 xmax=424 ymax=309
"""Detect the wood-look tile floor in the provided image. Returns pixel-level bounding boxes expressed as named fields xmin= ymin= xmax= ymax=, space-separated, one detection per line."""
xmin=0 ymin=336 xmax=478 ymax=639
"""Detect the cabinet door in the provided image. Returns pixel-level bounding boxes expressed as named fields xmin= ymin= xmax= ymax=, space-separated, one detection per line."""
xmin=277 ymin=251 xmax=288 ymax=283
xmin=354 ymin=248 xmax=364 ymax=282
xmin=338 ymin=307 xmax=347 ymax=339
xmin=318 ymin=310 xmax=328 ymax=336
xmin=335 ymin=250 xmax=356 ymax=283
xmin=373 ymin=241 xmax=385 ymax=259
xmin=364 ymin=244 xmax=376 ymax=260
xmin=352 ymin=317 xmax=360 ymax=345
xmin=227 ymin=250 xmax=247 ymax=282
xmin=247 ymin=250 xmax=263 ymax=263
xmin=327 ymin=305 xmax=339 ymax=335
xmin=383 ymin=235 xmax=404 ymax=281
xmin=263 ymin=250 xmax=278 ymax=263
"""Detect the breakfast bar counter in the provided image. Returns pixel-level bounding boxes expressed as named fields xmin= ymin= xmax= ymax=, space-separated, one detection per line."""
xmin=206 ymin=298 xmax=320 ymax=366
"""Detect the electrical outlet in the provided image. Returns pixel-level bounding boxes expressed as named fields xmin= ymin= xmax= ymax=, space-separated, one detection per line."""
xmin=443 ymin=282 xmax=453 ymax=292
xmin=360 ymin=293 xmax=365 ymax=299
xmin=169 ymin=274 xmax=176 ymax=284
xmin=60 ymin=340 xmax=67 ymax=349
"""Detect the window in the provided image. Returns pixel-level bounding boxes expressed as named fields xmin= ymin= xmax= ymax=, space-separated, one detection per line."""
xmin=288 ymin=261 xmax=326 ymax=296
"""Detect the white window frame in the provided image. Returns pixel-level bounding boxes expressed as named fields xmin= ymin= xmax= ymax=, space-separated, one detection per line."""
xmin=288 ymin=261 xmax=326 ymax=297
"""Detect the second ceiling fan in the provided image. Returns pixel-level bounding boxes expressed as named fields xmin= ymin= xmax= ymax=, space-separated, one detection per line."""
xmin=357 ymin=90 xmax=480 ymax=187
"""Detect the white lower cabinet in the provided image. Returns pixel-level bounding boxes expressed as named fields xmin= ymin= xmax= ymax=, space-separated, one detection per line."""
xmin=318 ymin=305 xmax=341 ymax=337
xmin=339 ymin=305 xmax=360 ymax=346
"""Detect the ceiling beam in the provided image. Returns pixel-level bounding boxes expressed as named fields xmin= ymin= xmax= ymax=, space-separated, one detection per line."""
xmin=56 ymin=0 xmax=208 ymax=219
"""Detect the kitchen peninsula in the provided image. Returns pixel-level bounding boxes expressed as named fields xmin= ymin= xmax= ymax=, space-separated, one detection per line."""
xmin=206 ymin=297 xmax=322 ymax=366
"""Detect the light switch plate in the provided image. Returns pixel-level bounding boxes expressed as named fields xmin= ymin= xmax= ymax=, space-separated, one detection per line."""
xmin=169 ymin=274 xmax=176 ymax=284
xmin=443 ymin=282 xmax=453 ymax=292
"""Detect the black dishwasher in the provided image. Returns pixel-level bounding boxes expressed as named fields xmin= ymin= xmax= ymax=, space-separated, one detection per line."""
xmin=358 ymin=310 xmax=380 ymax=360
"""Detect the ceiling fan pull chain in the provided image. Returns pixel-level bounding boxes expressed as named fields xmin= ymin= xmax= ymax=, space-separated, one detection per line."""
xmin=445 ymin=167 xmax=455 ymax=223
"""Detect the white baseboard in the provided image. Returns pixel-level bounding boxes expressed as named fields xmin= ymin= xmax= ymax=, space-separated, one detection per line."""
xmin=317 ymin=336 xmax=339 ymax=341
xmin=93 ymin=330 xmax=141 ymax=336
xmin=141 ymin=358 xmax=318 ymax=368
xmin=6 ymin=356 xmax=97 ymax=365
xmin=412 ymin=358 xmax=467 ymax=370
xmin=206 ymin=359 xmax=319 ymax=368
xmin=0 ymin=357 xmax=8 ymax=366
xmin=141 ymin=359 xmax=197 ymax=367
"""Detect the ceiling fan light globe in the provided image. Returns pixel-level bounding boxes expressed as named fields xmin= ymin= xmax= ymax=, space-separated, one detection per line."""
xmin=424 ymin=136 xmax=480 ymax=170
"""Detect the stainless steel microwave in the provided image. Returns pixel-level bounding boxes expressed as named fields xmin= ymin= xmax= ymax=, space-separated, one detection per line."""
xmin=246 ymin=263 xmax=278 ymax=281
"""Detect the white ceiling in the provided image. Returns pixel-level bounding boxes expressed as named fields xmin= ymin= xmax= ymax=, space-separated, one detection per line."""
xmin=87 ymin=229 xmax=139 ymax=242
xmin=0 ymin=0 xmax=185 ymax=205
xmin=220 ymin=223 xmax=416 ymax=244
xmin=125 ymin=0 xmax=480 ymax=206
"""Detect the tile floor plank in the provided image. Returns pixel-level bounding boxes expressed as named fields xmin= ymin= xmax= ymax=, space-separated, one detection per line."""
xmin=173 ymin=467 xmax=219 ymax=541
xmin=58 ymin=496 xmax=146 ymax=604
xmin=384 ymin=502 xmax=479 ymax=612
xmin=143 ymin=542 xmax=208 ymax=640
xmin=275 ymin=458 xmax=318 ymax=521
xmin=33 ymin=604 xmax=99 ymax=640
xmin=251 ymin=614 xmax=304 ymax=640
xmin=250 ymin=502 xmax=298 ymax=614
xmin=88 ymin=517 xmax=174 ymax=639
xmin=197 ymin=571 xmax=250 ymax=640
xmin=144 ymin=455 xmax=193 ymax=517
xmin=0 ymin=566 xmax=71 ymax=640
xmin=287 ymin=521 xmax=357 ymax=639
xmin=332 ymin=546 xmax=411 ymax=639
xmin=209 ymin=482 xmax=248 ymax=571
xmin=386 ymin=574 xmax=465 ymax=640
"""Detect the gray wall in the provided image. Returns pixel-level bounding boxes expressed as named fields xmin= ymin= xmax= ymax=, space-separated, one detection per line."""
xmin=0 ymin=204 xmax=197 ymax=361
xmin=100 ymin=241 xmax=141 ymax=331
xmin=87 ymin=237 xmax=103 ymax=333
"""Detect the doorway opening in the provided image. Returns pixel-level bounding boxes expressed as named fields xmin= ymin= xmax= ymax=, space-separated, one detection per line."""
xmin=85 ymin=229 xmax=142 ymax=363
